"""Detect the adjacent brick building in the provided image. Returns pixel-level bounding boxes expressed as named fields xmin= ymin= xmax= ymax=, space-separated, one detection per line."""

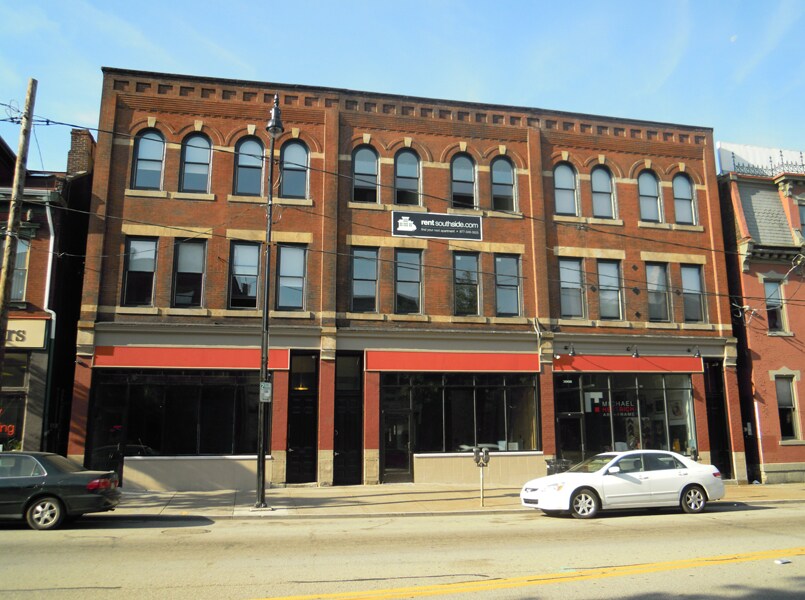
xmin=0 ymin=129 xmax=94 ymax=454
xmin=68 ymin=68 xmax=744 ymax=491
xmin=719 ymin=142 xmax=805 ymax=483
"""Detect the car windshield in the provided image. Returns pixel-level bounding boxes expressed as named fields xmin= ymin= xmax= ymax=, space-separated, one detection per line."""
xmin=44 ymin=454 xmax=86 ymax=473
xmin=567 ymin=454 xmax=617 ymax=473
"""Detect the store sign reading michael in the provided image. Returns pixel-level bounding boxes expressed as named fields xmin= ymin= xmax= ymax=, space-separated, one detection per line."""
xmin=392 ymin=211 xmax=482 ymax=241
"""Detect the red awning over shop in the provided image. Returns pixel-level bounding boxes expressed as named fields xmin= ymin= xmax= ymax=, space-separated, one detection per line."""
xmin=552 ymin=355 xmax=703 ymax=373
xmin=93 ymin=346 xmax=291 ymax=370
xmin=365 ymin=350 xmax=540 ymax=372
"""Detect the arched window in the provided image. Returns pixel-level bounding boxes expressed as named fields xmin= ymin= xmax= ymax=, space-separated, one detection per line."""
xmin=180 ymin=133 xmax=211 ymax=193
xmin=591 ymin=166 xmax=614 ymax=218
xmin=394 ymin=149 xmax=419 ymax=205
xmin=353 ymin=146 xmax=378 ymax=203
xmin=491 ymin=157 xmax=515 ymax=211
xmin=554 ymin=163 xmax=577 ymax=215
xmin=451 ymin=154 xmax=476 ymax=208
xmin=234 ymin=137 xmax=263 ymax=196
xmin=673 ymin=174 xmax=694 ymax=225
xmin=280 ymin=140 xmax=308 ymax=199
xmin=638 ymin=171 xmax=661 ymax=222
xmin=132 ymin=129 xmax=165 ymax=190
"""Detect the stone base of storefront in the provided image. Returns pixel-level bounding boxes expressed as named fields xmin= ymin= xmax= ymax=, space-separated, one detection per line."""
xmin=761 ymin=462 xmax=805 ymax=484
xmin=119 ymin=456 xmax=266 ymax=492
xmin=412 ymin=452 xmax=545 ymax=486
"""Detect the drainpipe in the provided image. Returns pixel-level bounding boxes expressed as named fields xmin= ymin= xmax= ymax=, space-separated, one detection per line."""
xmin=41 ymin=192 xmax=58 ymax=451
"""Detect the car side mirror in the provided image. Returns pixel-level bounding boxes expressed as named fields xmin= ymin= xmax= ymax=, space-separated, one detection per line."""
xmin=607 ymin=466 xmax=621 ymax=475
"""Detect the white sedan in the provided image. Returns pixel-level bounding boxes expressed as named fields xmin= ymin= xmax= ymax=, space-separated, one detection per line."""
xmin=521 ymin=450 xmax=725 ymax=518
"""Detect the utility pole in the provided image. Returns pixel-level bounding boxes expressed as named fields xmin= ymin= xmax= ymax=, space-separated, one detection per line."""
xmin=0 ymin=78 xmax=37 ymax=387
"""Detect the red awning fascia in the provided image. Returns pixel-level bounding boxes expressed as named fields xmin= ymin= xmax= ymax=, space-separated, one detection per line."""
xmin=552 ymin=355 xmax=703 ymax=373
xmin=93 ymin=346 xmax=291 ymax=370
xmin=365 ymin=350 xmax=540 ymax=372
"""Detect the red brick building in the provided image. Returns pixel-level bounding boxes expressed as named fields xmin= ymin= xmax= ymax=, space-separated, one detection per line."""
xmin=68 ymin=68 xmax=743 ymax=491
xmin=719 ymin=142 xmax=805 ymax=483
xmin=0 ymin=130 xmax=94 ymax=454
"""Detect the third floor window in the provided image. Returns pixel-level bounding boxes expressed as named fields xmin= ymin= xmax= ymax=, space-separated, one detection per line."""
xmin=451 ymin=154 xmax=476 ymax=208
xmin=673 ymin=174 xmax=695 ymax=225
xmin=554 ymin=163 xmax=577 ymax=216
xmin=353 ymin=146 xmax=379 ymax=203
xmin=234 ymin=137 xmax=263 ymax=196
xmin=394 ymin=150 xmax=419 ymax=205
xmin=132 ymin=129 xmax=165 ymax=190
xmin=180 ymin=134 xmax=211 ymax=193
xmin=491 ymin=157 xmax=515 ymax=211
xmin=638 ymin=171 xmax=661 ymax=222
xmin=280 ymin=141 xmax=309 ymax=199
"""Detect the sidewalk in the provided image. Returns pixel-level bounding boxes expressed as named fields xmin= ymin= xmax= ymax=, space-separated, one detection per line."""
xmin=110 ymin=481 xmax=805 ymax=521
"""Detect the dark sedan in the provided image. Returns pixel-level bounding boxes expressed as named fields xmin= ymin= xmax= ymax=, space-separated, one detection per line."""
xmin=0 ymin=452 xmax=121 ymax=530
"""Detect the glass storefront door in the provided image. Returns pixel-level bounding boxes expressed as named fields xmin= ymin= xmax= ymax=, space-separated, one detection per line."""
xmin=382 ymin=412 xmax=412 ymax=483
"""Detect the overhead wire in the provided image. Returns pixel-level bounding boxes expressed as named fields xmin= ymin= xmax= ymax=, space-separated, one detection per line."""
xmin=3 ymin=101 xmax=803 ymax=310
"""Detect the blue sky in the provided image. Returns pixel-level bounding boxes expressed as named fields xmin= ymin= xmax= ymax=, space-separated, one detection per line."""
xmin=1 ymin=0 xmax=804 ymax=171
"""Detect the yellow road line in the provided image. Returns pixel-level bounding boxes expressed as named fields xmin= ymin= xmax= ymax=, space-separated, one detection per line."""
xmin=257 ymin=546 xmax=805 ymax=600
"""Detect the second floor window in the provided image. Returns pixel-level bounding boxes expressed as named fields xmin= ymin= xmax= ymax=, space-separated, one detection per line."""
xmin=173 ymin=240 xmax=206 ymax=308
xmin=559 ymin=258 xmax=584 ymax=318
xmin=395 ymin=150 xmax=419 ymax=205
xmin=132 ymin=129 xmax=164 ymax=190
xmin=638 ymin=171 xmax=661 ymax=222
xmin=351 ymin=248 xmax=378 ymax=312
xmin=646 ymin=263 xmax=670 ymax=321
xmin=451 ymin=154 xmax=476 ymax=208
xmin=495 ymin=254 xmax=520 ymax=317
xmin=280 ymin=141 xmax=308 ymax=199
xmin=554 ymin=163 xmax=577 ymax=216
xmin=180 ymin=134 xmax=211 ymax=193
xmin=123 ymin=238 xmax=157 ymax=306
xmin=591 ymin=166 xmax=614 ymax=218
xmin=673 ymin=174 xmax=695 ymax=225
xmin=454 ymin=252 xmax=479 ymax=316
xmin=277 ymin=245 xmax=306 ymax=310
xmin=765 ymin=280 xmax=784 ymax=331
xmin=395 ymin=249 xmax=422 ymax=314
xmin=491 ymin=158 xmax=515 ymax=211
xmin=775 ymin=376 xmax=799 ymax=440
xmin=229 ymin=242 xmax=259 ymax=309
xmin=353 ymin=147 xmax=378 ymax=203
xmin=234 ymin=137 xmax=263 ymax=196
xmin=597 ymin=260 xmax=621 ymax=320
xmin=681 ymin=265 xmax=704 ymax=322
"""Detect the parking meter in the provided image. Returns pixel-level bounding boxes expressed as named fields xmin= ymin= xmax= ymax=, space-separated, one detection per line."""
xmin=472 ymin=446 xmax=491 ymax=506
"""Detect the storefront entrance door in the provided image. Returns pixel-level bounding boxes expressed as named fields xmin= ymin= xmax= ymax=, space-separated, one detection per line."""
xmin=557 ymin=416 xmax=584 ymax=463
xmin=286 ymin=354 xmax=318 ymax=484
xmin=382 ymin=412 xmax=412 ymax=483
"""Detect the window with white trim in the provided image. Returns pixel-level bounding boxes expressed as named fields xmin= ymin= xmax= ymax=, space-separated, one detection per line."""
xmin=597 ymin=260 xmax=621 ymax=320
xmin=775 ymin=376 xmax=799 ymax=440
xmin=591 ymin=166 xmax=614 ymax=219
xmin=765 ymin=280 xmax=784 ymax=332
xmin=173 ymin=239 xmax=206 ymax=308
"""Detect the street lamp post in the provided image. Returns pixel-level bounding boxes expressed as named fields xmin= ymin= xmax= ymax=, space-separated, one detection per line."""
xmin=256 ymin=94 xmax=284 ymax=509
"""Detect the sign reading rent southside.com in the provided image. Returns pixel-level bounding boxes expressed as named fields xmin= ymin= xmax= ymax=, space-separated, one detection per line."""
xmin=391 ymin=211 xmax=482 ymax=241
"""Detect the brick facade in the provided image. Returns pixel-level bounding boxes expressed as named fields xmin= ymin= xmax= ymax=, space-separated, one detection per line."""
xmin=68 ymin=68 xmax=744 ymax=490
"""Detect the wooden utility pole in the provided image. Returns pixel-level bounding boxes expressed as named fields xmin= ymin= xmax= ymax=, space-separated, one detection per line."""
xmin=0 ymin=78 xmax=37 ymax=386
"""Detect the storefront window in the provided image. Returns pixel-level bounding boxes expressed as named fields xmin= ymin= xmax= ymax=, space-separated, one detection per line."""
xmin=554 ymin=373 xmax=696 ymax=459
xmin=381 ymin=373 xmax=539 ymax=453
xmin=87 ymin=370 xmax=259 ymax=469
xmin=0 ymin=394 xmax=24 ymax=451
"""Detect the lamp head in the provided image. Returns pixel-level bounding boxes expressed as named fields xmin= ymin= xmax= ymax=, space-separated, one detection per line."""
xmin=266 ymin=94 xmax=284 ymax=139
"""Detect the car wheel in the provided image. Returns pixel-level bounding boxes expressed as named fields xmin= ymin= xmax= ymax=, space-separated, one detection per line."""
xmin=680 ymin=485 xmax=707 ymax=514
xmin=25 ymin=496 xmax=64 ymax=530
xmin=570 ymin=488 xmax=600 ymax=519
